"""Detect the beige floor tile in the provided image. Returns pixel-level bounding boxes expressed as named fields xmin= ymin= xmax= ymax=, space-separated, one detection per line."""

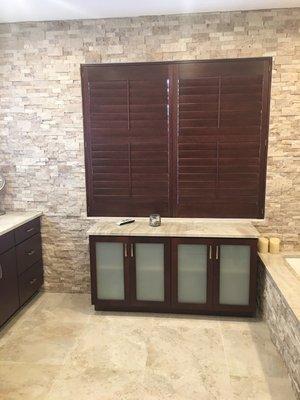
xmin=0 ymin=293 xmax=296 ymax=400
xmin=0 ymin=293 xmax=43 ymax=345
xmin=45 ymin=365 xmax=233 ymax=400
xmin=221 ymin=324 xmax=288 ymax=379
xmin=0 ymin=362 xmax=61 ymax=400
xmin=230 ymin=375 xmax=297 ymax=400
xmin=25 ymin=292 xmax=93 ymax=324
xmin=0 ymin=318 xmax=86 ymax=365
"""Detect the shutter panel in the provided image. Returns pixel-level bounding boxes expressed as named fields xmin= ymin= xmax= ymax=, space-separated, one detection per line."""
xmin=174 ymin=59 xmax=271 ymax=218
xmin=82 ymin=64 xmax=171 ymax=216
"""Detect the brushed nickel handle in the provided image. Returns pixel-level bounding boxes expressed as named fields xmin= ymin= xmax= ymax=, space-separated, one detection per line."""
xmin=26 ymin=228 xmax=34 ymax=233
xmin=30 ymin=278 xmax=37 ymax=285
xmin=216 ymin=246 xmax=219 ymax=260
xmin=124 ymin=243 xmax=128 ymax=258
xmin=0 ymin=264 xmax=2 ymax=280
xmin=209 ymin=245 xmax=212 ymax=260
xmin=130 ymin=244 xmax=134 ymax=258
xmin=26 ymin=249 xmax=35 ymax=256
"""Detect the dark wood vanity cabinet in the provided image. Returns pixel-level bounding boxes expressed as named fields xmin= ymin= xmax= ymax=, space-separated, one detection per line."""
xmin=90 ymin=235 xmax=257 ymax=316
xmin=0 ymin=217 xmax=44 ymax=328
xmin=0 ymin=247 xmax=19 ymax=327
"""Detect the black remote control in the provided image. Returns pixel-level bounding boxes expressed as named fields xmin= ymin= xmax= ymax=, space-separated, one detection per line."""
xmin=116 ymin=218 xmax=135 ymax=226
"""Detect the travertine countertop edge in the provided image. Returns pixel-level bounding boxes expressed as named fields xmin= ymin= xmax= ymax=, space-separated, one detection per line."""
xmin=87 ymin=219 xmax=260 ymax=238
xmin=0 ymin=211 xmax=43 ymax=237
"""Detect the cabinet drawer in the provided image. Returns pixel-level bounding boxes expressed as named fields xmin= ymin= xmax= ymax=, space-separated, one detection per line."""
xmin=19 ymin=261 xmax=43 ymax=306
xmin=16 ymin=233 xmax=42 ymax=275
xmin=0 ymin=231 xmax=14 ymax=255
xmin=14 ymin=218 xmax=41 ymax=245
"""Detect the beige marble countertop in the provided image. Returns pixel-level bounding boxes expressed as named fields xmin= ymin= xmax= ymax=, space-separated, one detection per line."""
xmin=87 ymin=217 xmax=260 ymax=238
xmin=259 ymin=252 xmax=300 ymax=321
xmin=0 ymin=211 xmax=43 ymax=236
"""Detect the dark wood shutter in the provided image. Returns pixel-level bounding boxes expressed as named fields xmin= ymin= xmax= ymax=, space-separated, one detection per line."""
xmin=82 ymin=58 xmax=271 ymax=218
xmin=81 ymin=64 xmax=172 ymax=216
xmin=174 ymin=59 xmax=271 ymax=218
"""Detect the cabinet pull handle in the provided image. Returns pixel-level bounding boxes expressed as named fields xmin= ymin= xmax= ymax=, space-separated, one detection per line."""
xmin=26 ymin=249 xmax=35 ymax=256
xmin=216 ymin=246 xmax=219 ymax=260
xmin=30 ymin=278 xmax=37 ymax=285
xmin=209 ymin=245 xmax=212 ymax=260
xmin=0 ymin=264 xmax=2 ymax=280
xmin=124 ymin=244 xmax=128 ymax=258
xmin=130 ymin=244 xmax=134 ymax=258
xmin=26 ymin=228 xmax=34 ymax=233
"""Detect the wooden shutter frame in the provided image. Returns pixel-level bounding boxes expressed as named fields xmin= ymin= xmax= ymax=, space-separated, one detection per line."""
xmin=81 ymin=57 xmax=272 ymax=218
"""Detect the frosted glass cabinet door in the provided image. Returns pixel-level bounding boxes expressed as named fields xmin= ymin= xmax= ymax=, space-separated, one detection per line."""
xmin=135 ymin=243 xmax=165 ymax=302
xmin=95 ymin=242 xmax=125 ymax=300
xmin=178 ymin=244 xmax=207 ymax=303
xmin=219 ymin=245 xmax=250 ymax=305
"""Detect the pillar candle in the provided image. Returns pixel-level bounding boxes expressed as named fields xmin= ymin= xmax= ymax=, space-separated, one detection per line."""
xmin=269 ymin=237 xmax=280 ymax=254
xmin=258 ymin=237 xmax=269 ymax=253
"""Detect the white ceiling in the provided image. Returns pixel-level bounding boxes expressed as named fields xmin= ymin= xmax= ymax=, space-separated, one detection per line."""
xmin=0 ymin=0 xmax=299 ymax=23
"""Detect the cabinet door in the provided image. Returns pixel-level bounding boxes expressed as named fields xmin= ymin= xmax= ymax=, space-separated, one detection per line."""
xmin=213 ymin=239 xmax=257 ymax=313
xmin=90 ymin=236 xmax=130 ymax=310
xmin=0 ymin=248 xmax=20 ymax=327
xmin=171 ymin=238 xmax=213 ymax=311
xmin=130 ymin=237 xmax=170 ymax=309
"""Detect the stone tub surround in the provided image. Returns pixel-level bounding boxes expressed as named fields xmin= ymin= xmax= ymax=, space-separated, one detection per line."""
xmin=87 ymin=218 xmax=260 ymax=238
xmin=1 ymin=8 xmax=300 ymax=293
xmin=0 ymin=211 xmax=43 ymax=236
xmin=0 ymin=292 xmax=296 ymax=400
xmin=258 ymin=252 xmax=300 ymax=399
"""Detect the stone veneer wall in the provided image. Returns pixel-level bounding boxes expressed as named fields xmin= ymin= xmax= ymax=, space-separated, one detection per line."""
xmin=258 ymin=262 xmax=300 ymax=399
xmin=0 ymin=8 xmax=299 ymax=292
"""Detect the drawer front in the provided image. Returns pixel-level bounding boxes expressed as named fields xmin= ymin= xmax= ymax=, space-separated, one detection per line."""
xmin=16 ymin=233 xmax=42 ymax=275
xmin=0 ymin=231 xmax=15 ymax=255
xmin=15 ymin=218 xmax=41 ymax=245
xmin=19 ymin=261 xmax=43 ymax=306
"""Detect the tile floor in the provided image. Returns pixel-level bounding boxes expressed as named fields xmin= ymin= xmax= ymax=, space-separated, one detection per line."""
xmin=0 ymin=292 xmax=296 ymax=400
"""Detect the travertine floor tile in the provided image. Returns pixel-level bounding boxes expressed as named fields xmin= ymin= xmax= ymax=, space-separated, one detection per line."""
xmin=230 ymin=375 xmax=296 ymax=400
xmin=0 ymin=293 xmax=296 ymax=400
xmin=0 ymin=362 xmax=61 ymax=400
xmin=0 ymin=318 xmax=86 ymax=365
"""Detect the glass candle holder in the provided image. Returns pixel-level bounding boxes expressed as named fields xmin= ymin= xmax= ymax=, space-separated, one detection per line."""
xmin=149 ymin=214 xmax=161 ymax=227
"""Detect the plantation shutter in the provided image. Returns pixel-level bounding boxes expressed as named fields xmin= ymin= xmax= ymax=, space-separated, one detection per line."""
xmin=174 ymin=59 xmax=270 ymax=218
xmin=81 ymin=64 xmax=172 ymax=216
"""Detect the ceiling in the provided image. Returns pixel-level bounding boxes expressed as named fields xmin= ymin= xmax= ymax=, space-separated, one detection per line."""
xmin=0 ymin=0 xmax=299 ymax=23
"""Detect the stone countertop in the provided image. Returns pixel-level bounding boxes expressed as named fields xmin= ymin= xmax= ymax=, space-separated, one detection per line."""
xmin=0 ymin=211 xmax=43 ymax=237
xmin=87 ymin=218 xmax=260 ymax=238
xmin=259 ymin=252 xmax=300 ymax=321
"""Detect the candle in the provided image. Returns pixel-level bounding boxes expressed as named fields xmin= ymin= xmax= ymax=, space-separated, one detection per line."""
xmin=258 ymin=237 xmax=269 ymax=253
xmin=269 ymin=237 xmax=280 ymax=254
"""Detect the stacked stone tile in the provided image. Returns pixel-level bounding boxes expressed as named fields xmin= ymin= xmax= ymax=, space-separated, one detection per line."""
xmin=0 ymin=9 xmax=299 ymax=292
xmin=258 ymin=263 xmax=300 ymax=399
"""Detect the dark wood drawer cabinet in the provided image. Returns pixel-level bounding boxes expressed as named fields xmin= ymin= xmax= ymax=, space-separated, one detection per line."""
xmin=0 ymin=248 xmax=20 ymax=327
xmin=16 ymin=233 xmax=42 ymax=275
xmin=0 ymin=216 xmax=43 ymax=328
xmin=90 ymin=235 xmax=257 ymax=317
xmin=19 ymin=261 xmax=44 ymax=306
xmin=15 ymin=218 xmax=41 ymax=245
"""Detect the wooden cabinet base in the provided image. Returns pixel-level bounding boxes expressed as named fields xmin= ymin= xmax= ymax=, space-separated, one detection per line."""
xmin=90 ymin=235 xmax=257 ymax=318
xmin=93 ymin=302 xmax=256 ymax=317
